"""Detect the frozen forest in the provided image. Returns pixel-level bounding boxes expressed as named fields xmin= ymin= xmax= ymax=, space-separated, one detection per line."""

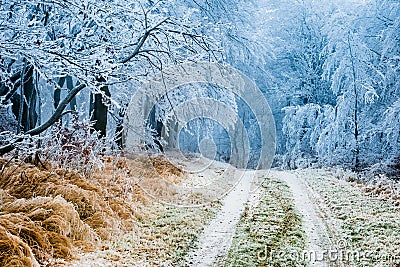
xmin=0 ymin=0 xmax=399 ymax=175
xmin=1 ymin=1 xmax=400 ymax=266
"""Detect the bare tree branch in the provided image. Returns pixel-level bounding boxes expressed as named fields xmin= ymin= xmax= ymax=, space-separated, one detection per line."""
xmin=119 ymin=18 xmax=169 ymax=64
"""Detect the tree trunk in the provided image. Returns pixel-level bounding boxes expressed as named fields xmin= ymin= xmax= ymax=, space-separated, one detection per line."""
xmin=115 ymin=105 xmax=126 ymax=149
xmin=348 ymin=33 xmax=360 ymax=172
xmin=13 ymin=61 xmax=38 ymax=133
xmin=90 ymin=77 xmax=110 ymax=138
xmin=17 ymin=60 xmax=27 ymax=134
xmin=24 ymin=66 xmax=37 ymax=131
xmin=66 ymin=76 xmax=77 ymax=112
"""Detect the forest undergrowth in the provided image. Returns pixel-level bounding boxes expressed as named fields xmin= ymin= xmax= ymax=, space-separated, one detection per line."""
xmin=0 ymin=154 xmax=188 ymax=266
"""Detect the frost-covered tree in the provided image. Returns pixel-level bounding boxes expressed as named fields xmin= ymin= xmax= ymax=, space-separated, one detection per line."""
xmin=0 ymin=0 xmax=219 ymax=154
xmin=281 ymin=0 xmax=400 ymax=174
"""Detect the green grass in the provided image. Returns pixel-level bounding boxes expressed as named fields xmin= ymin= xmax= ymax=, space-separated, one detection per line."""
xmin=224 ymin=178 xmax=306 ymax=267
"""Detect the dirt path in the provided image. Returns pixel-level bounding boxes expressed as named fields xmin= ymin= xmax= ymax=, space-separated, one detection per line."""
xmin=269 ymin=170 xmax=331 ymax=267
xmin=64 ymin=156 xmax=334 ymax=267
xmin=186 ymin=170 xmax=257 ymax=266
xmin=186 ymin=169 xmax=332 ymax=266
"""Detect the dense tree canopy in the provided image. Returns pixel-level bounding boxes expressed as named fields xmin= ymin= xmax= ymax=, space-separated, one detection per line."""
xmin=0 ymin=0 xmax=219 ymax=153
xmin=0 ymin=0 xmax=399 ymax=175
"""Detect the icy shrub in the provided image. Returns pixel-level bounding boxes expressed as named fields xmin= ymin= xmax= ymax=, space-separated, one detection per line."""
xmin=41 ymin=116 xmax=104 ymax=175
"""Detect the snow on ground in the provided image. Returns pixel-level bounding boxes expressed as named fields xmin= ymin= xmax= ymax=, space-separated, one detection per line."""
xmin=66 ymin=203 xmax=220 ymax=267
xmin=185 ymin=170 xmax=257 ymax=266
xmin=271 ymin=170 xmax=331 ymax=267
xmin=296 ymin=168 xmax=400 ymax=267
xmin=54 ymin=158 xmax=400 ymax=267
xmin=224 ymin=176 xmax=306 ymax=266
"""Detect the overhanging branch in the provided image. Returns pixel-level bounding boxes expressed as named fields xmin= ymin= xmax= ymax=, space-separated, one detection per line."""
xmin=119 ymin=18 xmax=169 ymax=64
xmin=0 ymin=83 xmax=86 ymax=155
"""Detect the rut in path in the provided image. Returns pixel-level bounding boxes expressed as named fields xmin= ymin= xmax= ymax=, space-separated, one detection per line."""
xmin=187 ymin=169 xmax=332 ymax=267
xmin=186 ymin=170 xmax=256 ymax=267
xmin=270 ymin=170 xmax=332 ymax=267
